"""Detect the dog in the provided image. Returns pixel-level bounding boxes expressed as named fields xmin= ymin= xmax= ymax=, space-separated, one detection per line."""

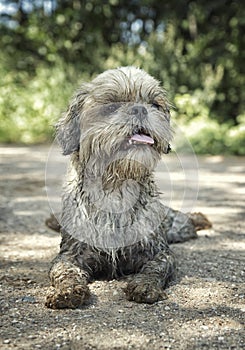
xmin=45 ymin=66 xmax=211 ymax=309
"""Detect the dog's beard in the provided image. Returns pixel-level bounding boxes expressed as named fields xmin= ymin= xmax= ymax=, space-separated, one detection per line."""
xmin=104 ymin=153 xmax=159 ymax=184
xmin=80 ymin=137 xmax=160 ymax=189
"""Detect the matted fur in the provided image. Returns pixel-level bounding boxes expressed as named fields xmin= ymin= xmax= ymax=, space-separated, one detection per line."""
xmin=45 ymin=67 xmax=204 ymax=309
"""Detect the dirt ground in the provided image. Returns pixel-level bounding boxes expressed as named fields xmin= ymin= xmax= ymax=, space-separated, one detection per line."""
xmin=0 ymin=145 xmax=244 ymax=350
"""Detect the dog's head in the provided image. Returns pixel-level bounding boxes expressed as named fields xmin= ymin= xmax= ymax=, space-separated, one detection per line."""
xmin=56 ymin=67 xmax=172 ymax=181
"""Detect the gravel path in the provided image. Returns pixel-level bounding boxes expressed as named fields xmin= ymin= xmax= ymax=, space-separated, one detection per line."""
xmin=0 ymin=145 xmax=244 ymax=350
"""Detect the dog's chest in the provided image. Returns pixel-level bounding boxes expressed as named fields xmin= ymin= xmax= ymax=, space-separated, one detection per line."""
xmin=62 ymin=179 xmax=164 ymax=250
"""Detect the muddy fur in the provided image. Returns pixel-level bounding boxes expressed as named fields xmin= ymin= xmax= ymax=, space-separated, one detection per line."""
xmin=45 ymin=67 xmax=210 ymax=309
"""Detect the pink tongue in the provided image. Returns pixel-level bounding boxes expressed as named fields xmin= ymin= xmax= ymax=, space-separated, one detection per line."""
xmin=131 ymin=134 xmax=154 ymax=144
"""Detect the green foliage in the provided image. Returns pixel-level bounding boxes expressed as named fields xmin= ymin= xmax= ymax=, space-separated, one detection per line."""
xmin=0 ymin=58 xmax=81 ymax=143
xmin=0 ymin=0 xmax=244 ymax=154
xmin=227 ymin=114 xmax=245 ymax=155
xmin=175 ymin=117 xmax=230 ymax=155
xmin=172 ymin=95 xmax=245 ymax=155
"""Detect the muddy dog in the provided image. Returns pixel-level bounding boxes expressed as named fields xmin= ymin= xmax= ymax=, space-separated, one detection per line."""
xmin=45 ymin=67 xmax=211 ymax=309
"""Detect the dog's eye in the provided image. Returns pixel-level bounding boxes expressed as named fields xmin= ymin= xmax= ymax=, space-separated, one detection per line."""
xmin=101 ymin=103 xmax=121 ymax=116
xmin=151 ymin=103 xmax=160 ymax=110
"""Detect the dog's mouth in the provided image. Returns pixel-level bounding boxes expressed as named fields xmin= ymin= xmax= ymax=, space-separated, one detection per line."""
xmin=126 ymin=128 xmax=155 ymax=148
xmin=129 ymin=133 xmax=154 ymax=146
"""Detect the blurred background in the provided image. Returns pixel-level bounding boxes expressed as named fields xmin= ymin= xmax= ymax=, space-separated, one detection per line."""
xmin=0 ymin=0 xmax=244 ymax=154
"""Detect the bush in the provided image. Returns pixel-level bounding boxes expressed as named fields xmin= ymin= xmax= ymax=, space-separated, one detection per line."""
xmin=0 ymin=59 xmax=81 ymax=143
xmin=173 ymin=94 xmax=245 ymax=155
xmin=227 ymin=114 xmax=245 ymax=155
xmin=175 ymin=116 xmax=229 ymax=155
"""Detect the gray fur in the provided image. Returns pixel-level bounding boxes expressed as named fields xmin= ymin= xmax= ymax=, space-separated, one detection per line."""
xmin=46 ymin=67 xmax=199 ymax=309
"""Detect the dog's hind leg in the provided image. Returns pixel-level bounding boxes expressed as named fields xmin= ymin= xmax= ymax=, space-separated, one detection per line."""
xmin=163 ymin=207 xmax=212 ymax=244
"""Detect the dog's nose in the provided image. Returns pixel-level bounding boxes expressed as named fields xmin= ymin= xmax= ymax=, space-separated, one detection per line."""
xmin=130 ymin=105 xmax=148 ymax=120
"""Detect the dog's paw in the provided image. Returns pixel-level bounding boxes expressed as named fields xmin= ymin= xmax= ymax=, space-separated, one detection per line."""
xmin=189 ymin=212 xmax=212 ymax=231
xmin=45 ymin=285 xmax=91 ymax=309
xmin=124 ymin=278 xmax=168 ymax=304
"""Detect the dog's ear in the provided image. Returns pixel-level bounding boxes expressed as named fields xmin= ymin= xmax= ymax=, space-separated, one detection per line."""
xmin=55 ymin=87 xmax=89 ymax=155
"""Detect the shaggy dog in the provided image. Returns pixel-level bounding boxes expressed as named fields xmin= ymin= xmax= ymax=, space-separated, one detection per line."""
xmin=45 ymin=67 xmax=210 ymax=309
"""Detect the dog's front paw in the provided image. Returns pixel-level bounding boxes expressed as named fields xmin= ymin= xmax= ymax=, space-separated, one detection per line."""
xmin=45 ymin=285 xmax=91 ymax=309
xmin=124 ymin=278 xmax=168 ymax=304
